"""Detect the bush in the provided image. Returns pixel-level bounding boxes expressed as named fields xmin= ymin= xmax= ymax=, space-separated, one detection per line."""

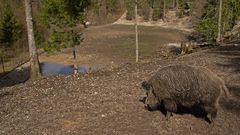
xmin=126 ymin=0 xmax=134 ymax=20
xmin=196 ymin=0 xmax=240 ymax=41
xmin=152 ymin=0 xmax=163 ymax=21
xmin=43 ymin=31 xmax=82 ymax=54
xmin=196 ymin=19 xmax=218 ymax=41
xmin=106 ymin=0 xmax=118 ymax=13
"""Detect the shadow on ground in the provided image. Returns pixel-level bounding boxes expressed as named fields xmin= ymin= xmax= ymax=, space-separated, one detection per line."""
xmin=210 ymin=45 xmax=240 ymax=73
xmin=221 ymin=85 xmax=240 ymax=116
xmin=208 ymin=44 xmax=240 ymax=116
xmin=140 ymin=96 xmax=210 ymax=123
xmin=0 ymin=62 xmax=101 ymax=89
xmin=0 ymin=67 xmax=30 ymax=89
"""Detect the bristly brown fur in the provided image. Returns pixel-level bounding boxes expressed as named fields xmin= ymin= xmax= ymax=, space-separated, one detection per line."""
xmin=142 ymin=64 xmax=229 ymax=123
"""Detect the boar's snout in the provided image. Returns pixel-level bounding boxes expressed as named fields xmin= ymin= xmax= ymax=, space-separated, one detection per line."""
xmin=144 ymin=104 xmax=153 ymax=111
xmin=139 ymin=96 xmax=155 ymax=111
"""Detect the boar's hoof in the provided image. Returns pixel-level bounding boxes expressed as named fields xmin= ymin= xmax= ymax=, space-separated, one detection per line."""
xmin=166 ymin=111 xmax=173 ymax=121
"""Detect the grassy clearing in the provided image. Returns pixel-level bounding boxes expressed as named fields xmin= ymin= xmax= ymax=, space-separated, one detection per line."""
xmin=36 ymin=24 xmax=187 ymax=65
xmin=80 ymin=24 xmax=185 ymax=63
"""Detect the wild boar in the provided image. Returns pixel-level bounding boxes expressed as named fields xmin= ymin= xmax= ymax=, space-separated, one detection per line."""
xmin=141 ymin=64 xmax=229 ymax=123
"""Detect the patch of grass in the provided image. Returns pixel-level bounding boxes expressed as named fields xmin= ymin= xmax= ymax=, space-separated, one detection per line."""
xmin=113 ymin=38 xmax=158 ymax=62
xmin=87 ymin=24 xmax=184 ymax=62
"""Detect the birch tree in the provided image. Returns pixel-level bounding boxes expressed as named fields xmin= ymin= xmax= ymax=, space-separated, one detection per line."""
xmin=135 ymin=0 xmax=139 ymax=62
xmin=217 ymin=0 xmax=222 ymax=43
xmin=24 ymin=0 xmax=41 ymax=79
xmin=163 ymin=0 xmax=166 ymax=21
xmin=149 ymin=0 xmax=154 ymax=21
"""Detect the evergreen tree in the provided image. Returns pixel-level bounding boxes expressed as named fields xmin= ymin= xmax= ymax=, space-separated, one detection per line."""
xmin=39 ymin=0 xmax=90 ymax=74
xmin=40 ymin=0 xmax=90 ymax=27
xmin=0 ymin=5 xmax=22 ymax=46
xmin=39 ymin=0 xmax=90 ymax=53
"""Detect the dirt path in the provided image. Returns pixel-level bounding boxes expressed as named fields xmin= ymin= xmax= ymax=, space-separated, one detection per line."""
xmin=0 ymin=45 xmax=239 ymax=135
xmin=114 ymin=10 xmax=194 ymax=32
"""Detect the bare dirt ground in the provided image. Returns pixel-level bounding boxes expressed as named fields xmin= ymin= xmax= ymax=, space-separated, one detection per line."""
xmin=0 ymin=45 xmax=240 ymax=134
xmin=0 ymin=24 xmax=240 ymax=134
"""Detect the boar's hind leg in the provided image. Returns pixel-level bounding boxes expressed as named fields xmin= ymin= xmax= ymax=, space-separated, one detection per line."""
xmin=204 ymin=105 xmax=217 ymax=123
xmin=163 ymin=99 xmax=177 ymax=120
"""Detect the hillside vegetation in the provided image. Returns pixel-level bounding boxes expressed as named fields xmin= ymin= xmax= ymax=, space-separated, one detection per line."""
xmin=0 ymin=0 xmax=239 ymax=48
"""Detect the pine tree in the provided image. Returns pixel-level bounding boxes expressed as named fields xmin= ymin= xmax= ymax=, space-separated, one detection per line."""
xmin=40 ymin=0 xmax=90 ymax=74
xmin=0 ymin=5 xmax=22 ymax=46
xmin=40 ymin=0 xmax=90 ymax=27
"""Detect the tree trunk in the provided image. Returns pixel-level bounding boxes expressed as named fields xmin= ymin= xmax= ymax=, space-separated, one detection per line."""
xmin=149 ymin=7 xmax=154 ymax=21
xmin=24 ymin=0 xmax=40 ymax=79
xmin=176 ymin=0 xmax=179 ymax=9
xmin=163 ymin=0 xmax=166 ymax=21
xmin=1 ymin=57 xmax=5 ymax=73
xmin=149 ymin=0 xmax=154 ymax=21
xmin=173 ymin=0 xmax=176 ymax=8
xmin=72 ymin=30 xmax=78 ymax=75
xmin=135 ymin=0 xmax=139 ymax=62
xmin=73 ymin=46 xmax=78 ymax=74
xmin=217 ymin=0 xmax=223 ymax=43
xmin=175 ymin=0 xmax=179 ymax=14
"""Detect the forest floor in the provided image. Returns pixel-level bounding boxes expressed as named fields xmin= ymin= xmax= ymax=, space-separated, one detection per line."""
xmin=0 ymin=24 xmax=240 ymax=135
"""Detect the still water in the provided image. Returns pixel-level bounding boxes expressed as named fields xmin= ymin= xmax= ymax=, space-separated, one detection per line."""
xmin=40 ymin=62 xmax=100 ymax=76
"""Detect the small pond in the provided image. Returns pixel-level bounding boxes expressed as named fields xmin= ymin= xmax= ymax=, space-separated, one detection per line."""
xmin=40 ymin=62 xmax=101 ymax=76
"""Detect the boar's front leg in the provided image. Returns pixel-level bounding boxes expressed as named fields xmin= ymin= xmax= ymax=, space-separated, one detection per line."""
xmin=163 ymin=98 xmax=177 ymax=120
xmin=203 ymin=104 xmax=218 ymax=124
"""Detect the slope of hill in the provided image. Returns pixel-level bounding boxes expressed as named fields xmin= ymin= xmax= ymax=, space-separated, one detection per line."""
xmin=0 ymin=45 xmax=239 ymax=134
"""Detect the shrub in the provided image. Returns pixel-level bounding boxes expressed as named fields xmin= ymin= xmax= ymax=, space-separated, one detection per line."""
xmin=43 ymin=31 xmax=82 ymax=54
xmin=196 ymin=0 xmax=240 ymax=41
xmin=196 ymin=18 xmax=218 ymax=41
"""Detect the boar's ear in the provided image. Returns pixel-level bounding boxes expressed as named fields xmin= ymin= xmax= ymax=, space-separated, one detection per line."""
xmin=142 ymin=81 xmax=151 ymax=91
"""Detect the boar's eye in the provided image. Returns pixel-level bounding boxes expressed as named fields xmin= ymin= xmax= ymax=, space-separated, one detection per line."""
xmin=142 ymin=81 xmax=150 ymax=91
